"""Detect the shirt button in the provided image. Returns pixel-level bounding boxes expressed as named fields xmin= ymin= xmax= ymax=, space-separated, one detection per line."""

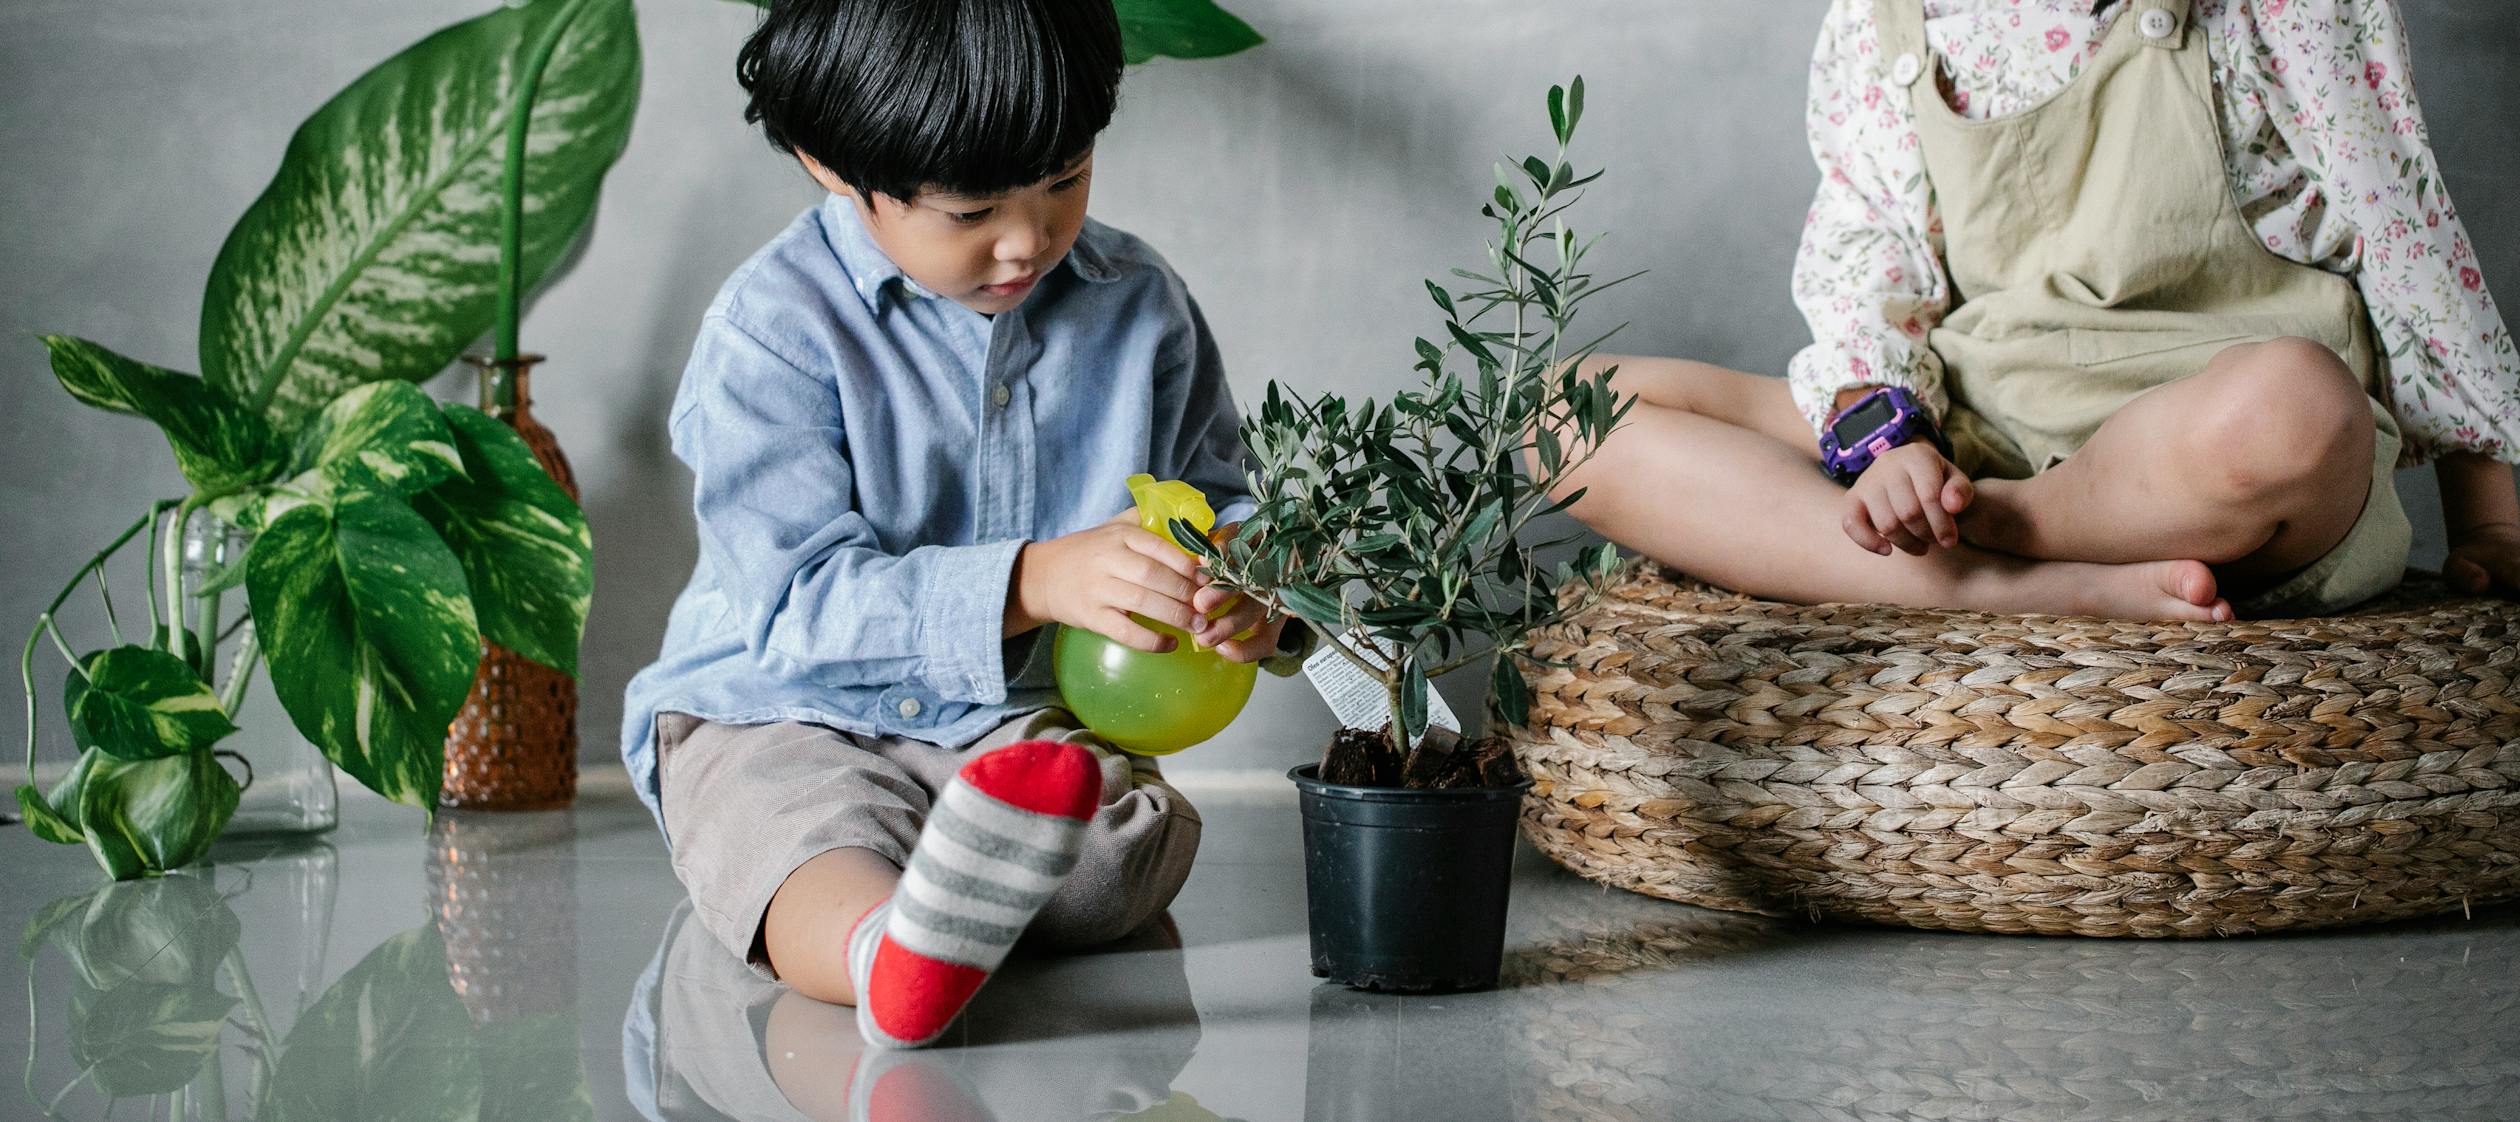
xmin=896 ymin=697 xmax=922 ymax=719
xmin=2138 ymin=9 xmax=2176 ymax=38
xmin=991 ymin=383 xmax=1012 ymax=409
xmin=1890 ymin=52 xmax=1921 ymax=86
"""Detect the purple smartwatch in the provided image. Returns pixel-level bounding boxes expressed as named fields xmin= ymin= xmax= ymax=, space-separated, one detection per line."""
xmin=1819 ymin=386 xmax=1947 ymax=485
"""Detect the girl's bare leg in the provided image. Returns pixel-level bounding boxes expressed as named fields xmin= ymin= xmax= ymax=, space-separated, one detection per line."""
xmin=1960 ymin=337 xmax=2375 ymax=593
xmin=1550 ymin=355 xmax=2225 ymax=619
xmin=761 ymin=847 xmax=902 ymax=1005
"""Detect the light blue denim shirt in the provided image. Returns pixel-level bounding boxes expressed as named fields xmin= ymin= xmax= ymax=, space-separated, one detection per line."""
xmin=619 ymin=197 xmax=1254 ymax=831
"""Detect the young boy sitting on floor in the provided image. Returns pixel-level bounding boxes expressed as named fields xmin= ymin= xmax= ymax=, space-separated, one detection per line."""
xmin=621 ymin=0 xmax=1283 ymax=1050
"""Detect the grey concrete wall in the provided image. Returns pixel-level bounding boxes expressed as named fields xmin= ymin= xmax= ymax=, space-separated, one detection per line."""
xmin=5 ymin=1 xmax=2516 ymax=779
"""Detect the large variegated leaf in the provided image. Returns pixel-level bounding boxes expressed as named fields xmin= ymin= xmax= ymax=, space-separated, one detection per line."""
xmin=295 ymin=381 xmax=465 ymax=497
xmin=63 ymin=647 xmax=238 ymax=762
xmin=262 ymin=927 xmax=482 ymax=1122
xmin=73 ymin=751 xmax=241 ymax=881
xmin=200 ymin=0 xmax=640 ymax=428
xmin=412 ymin=405 xmax=591 ymax=675
xmin=42 ymin=336 xmax=280 ymax=493
xmin=247 ymin=494 xmax=479 ymax=809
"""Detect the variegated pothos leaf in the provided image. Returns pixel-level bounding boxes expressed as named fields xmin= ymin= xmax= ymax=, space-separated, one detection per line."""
xmin=247 ymin=493 xmax=480 ymax=809
xmin=412 ymin=405 xmax=591 ymax=675
xmin=41 ymin=336 xmax=280 ymax=493
xmin=63 ymin=647 xmax=238 ymax=762
xmin=295 ymin=381 xmax=465 ymax=497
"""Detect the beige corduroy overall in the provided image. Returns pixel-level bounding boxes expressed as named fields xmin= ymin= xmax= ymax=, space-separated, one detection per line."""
xmin=1877 ymin=0 xmax=2411 ymax=613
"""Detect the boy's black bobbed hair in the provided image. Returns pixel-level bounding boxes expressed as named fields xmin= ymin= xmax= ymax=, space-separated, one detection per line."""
xmin=737 ymin=0 xmax=1123 ymax=202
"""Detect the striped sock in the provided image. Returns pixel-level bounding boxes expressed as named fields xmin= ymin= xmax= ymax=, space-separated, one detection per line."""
xmin=847 ymin=739 xmax=1101 ymax=1048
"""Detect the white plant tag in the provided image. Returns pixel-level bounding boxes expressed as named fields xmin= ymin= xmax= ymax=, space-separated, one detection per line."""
xmin=1300 ymin=632 xmax=1461 ymax=744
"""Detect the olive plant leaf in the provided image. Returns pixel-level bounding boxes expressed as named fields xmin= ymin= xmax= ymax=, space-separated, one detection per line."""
xmin=248 ymin=493 xmax=480 ymax=809
xmin=261 ymin=926 xmax=483 ymax=1122
xmin=200 ymin=0 xmax=641 ymax=428
xmin=41 ymin=335 xmax=280 ymax=493
xmin=73 ymin=751 xmax=242 ymax=881
xmin=295 ymin=381 xmax=465 ymax=497
xmin=63 ymin=646 xmax=238 ymax=762
xmin=411 ymin=405 xmax=591 ymax=676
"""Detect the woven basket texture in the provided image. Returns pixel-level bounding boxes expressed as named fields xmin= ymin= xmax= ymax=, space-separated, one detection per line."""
xmin=1508 ymin=562 xmax=2520 ymax=937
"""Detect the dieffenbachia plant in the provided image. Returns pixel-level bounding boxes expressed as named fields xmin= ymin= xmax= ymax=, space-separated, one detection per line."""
xmin=1181 ymin=78 xmax=1635 ymax=784
xmin=18 ymin=0 xmax=636 ymax=878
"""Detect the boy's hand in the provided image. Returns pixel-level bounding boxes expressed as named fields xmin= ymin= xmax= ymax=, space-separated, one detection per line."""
xmin=1189 ymin=578 xmax=1285 ymax=663
xmin=1009 ymin=514 xmax=1203 ymax=652
xmin=1843 ymin=442 xmax=1973 ymax=556
xmin=1183 ymin=520 xmax=1285 ymax=663
xmin=2446 ymin=521 xmax=2520 ymax=597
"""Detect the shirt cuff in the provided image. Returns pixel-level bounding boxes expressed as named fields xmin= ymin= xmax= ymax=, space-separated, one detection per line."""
xmin=914 ymin=538 xmax=1028 ymax=704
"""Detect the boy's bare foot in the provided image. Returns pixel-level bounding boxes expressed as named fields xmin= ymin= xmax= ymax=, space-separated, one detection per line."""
xmin=2061 ymin=559 xmax=2232 ymax=622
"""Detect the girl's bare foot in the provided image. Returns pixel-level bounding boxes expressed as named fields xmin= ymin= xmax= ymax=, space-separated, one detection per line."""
xmin=2063 ymin=559 xmax=2231 ymax=621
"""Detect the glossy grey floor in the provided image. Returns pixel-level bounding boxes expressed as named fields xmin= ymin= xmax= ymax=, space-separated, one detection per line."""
xmin=7 ymin=768 xmax=2519 ymax=1122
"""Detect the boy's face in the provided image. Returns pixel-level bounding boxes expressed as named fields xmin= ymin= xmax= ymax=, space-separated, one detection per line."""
xmin=803 ymin=153 xmax=1096 ymax=316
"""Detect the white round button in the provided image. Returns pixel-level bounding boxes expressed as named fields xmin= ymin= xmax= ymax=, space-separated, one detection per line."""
xmin=1890 ymin=52 xmax=1922 ymax=86
xmin=2138 ymin=9 xmax=2176 ymax=38
xmin=991 ymin=383 xmax=1012 ymax=409
xmin=896 ymin=697 xmax=922 ymax=719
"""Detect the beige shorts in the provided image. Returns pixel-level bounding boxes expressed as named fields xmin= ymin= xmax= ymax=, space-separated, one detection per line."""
xmin=654 ymin=708 xmax=1202 ymax=974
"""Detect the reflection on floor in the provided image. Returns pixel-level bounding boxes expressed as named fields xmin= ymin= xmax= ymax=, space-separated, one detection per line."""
xmin=7 ymin=767 xmax=2519 ymax=1121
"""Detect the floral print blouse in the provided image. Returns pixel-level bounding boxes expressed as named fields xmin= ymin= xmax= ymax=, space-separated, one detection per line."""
xmin=1788 ymin=0 xmax=2519 ymax=463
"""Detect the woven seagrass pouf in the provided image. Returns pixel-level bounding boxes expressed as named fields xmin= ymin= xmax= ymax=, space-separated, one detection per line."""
xmin=1506 ymin=563 xmax=2520 ymax=937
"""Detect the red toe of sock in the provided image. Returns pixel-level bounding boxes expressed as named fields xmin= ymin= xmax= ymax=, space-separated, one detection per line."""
xmin=866 ymin=938 xmax=990 ymax=1045
xmin=957 ymin=740 xmax=1101 ymax=820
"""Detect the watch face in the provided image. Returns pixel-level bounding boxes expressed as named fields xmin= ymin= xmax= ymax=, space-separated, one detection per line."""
xmin=1831 ymin=394 xmax=1898 ymax=445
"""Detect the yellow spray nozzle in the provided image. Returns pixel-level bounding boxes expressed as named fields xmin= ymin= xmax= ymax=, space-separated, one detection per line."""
xmin=1126 ymin=473 xmax=1215 ymax=555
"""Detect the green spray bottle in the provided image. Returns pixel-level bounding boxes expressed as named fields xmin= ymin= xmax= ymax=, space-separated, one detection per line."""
xmin=1051 ymin=474 xmax=1258 ymax=755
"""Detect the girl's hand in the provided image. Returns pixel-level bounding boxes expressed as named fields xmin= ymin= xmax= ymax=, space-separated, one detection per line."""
xmin=2446 ymin=521 xmax=2520 ymax=596
xmin=1843 ymin=442 xmax=1974 ymax=556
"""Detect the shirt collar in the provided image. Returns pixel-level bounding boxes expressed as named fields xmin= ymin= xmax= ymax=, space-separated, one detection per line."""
xmin=822 ymin=195 xmax=1121 ymax=314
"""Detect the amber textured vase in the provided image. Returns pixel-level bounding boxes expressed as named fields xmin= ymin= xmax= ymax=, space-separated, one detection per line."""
xmin=441 ymin=353 xmax=580 ymax=810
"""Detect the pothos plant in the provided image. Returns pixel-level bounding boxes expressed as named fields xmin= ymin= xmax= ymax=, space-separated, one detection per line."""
xmin=1182 ymin=77 xmax=1635 ymax=789
xmin=16 ymin=0 xmax=639 ymax=879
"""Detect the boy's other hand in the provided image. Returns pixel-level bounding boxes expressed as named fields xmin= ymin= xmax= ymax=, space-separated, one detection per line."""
xmin=1010 ymin=518 xmax=1203 ymax=651
xmin=1189 ymin=577 xmax=1285 ymax=663
xmin=2446 ymin=521 xmax=2520 ymax=597
xmin=1843 ymin=442 xmax=1973 ymax=556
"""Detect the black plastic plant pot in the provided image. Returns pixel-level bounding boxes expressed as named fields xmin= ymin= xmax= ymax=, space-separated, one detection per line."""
xmin=1289 ymin=763 xmax=1532 ymax=994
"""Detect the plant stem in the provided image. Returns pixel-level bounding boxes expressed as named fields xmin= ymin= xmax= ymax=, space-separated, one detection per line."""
xmin=161 ymin=499 xmax=198 ymax=666
xmin=91 ymin=570 xmax=121 ymax=647
xmin=495 ymin=0 xmax=591 ymax=363
xmin=220 ymin=950 xmax=278 ymax=1111
xmin=22 ymin=507 xmax=166 ymax=783
xmin=219 ymin=625 xmax=260 ymax=717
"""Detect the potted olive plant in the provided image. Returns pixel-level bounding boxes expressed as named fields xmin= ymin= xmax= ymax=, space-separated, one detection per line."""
xmin=15 ymin=0 xmax=638 ymax=878
xmin=1181 ymin=78 xmax=1632 ymax=992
